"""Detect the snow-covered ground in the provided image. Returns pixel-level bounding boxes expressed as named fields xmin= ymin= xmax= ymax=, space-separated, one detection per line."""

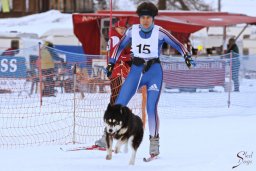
xmin=0 ymin=0 xmax=255 ymax=37
xmin=0 ymin=10 xmax=72 ymax=37
xmin=0 ymin=78 xmax=255 ymax=171
xmin=1 ymin=115 xmax=255 ymax=171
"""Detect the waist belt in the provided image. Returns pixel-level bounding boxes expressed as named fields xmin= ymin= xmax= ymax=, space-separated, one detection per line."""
xmin=132 ymin=57 xmax=160 ymax=73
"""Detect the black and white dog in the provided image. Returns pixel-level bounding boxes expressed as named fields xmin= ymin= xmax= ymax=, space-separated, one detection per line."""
xmin=104 ymin=104 xmax=144 ymax=165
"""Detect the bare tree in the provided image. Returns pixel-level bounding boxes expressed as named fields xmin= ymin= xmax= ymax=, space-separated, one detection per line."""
xmin=94 ymin=0 xmax=121 ymax=11
xmin=134 ymin=0 xmax=214 ymax=11
xmin=158 ymin=0 xmax=166 ymax=10
xmin=94 ymin=0 xmax=107 ymax=10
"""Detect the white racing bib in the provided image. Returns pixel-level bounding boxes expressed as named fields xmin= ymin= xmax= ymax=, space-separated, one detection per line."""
xmin=131 ymin=24 xmax=160 ymax=59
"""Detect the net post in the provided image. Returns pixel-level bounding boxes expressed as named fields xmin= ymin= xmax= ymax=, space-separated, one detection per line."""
xmin=72 ymin=64 xmax=77 ymax=144
xmin=227 ymin=51 xmax=233 ymax=108
xmin=107 ymin=0 xmax=113 ymax=64
xmin=38 ymin=42 xmax=43 ymax=108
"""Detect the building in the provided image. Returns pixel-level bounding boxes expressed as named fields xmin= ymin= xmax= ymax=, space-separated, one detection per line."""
xmin=0 ymin=0 xmax=94 ymax=18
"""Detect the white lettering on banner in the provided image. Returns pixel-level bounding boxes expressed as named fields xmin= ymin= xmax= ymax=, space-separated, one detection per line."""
xmin=162 ymin=60 xmax=226 ymax=88
xmin=1 ymin=59 xmax=8 ymax=72
xmin=82 ymin=16 xmax=97 ymax=22
xmin=10 ymin=59 xmax=17 ymax=72
xmin=0 ymin=58 xmax=18 ymax=73
xmin=0 ymin=79 xmax=26 ymax=92
xmin=162 ymin=61 xmax=224 ymax=71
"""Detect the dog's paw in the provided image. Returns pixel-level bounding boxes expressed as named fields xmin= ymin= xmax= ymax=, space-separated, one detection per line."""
xmin=114 ymin=147 xmax=120 ymax=154
xmin=106 ymin=155 xmax=112 ymax=160
xmin=129 ymin=160 xmax=135 ymax=165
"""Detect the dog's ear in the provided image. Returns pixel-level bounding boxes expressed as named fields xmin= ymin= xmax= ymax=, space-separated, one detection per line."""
xmin=121 ymin=106 xmax=131 ymax=115
xmin=107 ymin=103 xmax=112 ymax=111
xmin=104 ymin=103 xmax=112 ymax=121
xmin=121 ymin=106 xmax=131 ymax=125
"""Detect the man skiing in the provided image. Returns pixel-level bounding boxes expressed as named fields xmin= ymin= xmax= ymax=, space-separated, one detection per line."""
xmin=105 ymin=2 xmax=196 ymax=159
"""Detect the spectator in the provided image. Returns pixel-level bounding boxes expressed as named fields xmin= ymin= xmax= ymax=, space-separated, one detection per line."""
xmin=1 ymin=40 xmax=19 ymax=56
xmin=227 ymin=37 xmax=240 ymax=92
xmin=94 ymin=19 xmax=132 ymax=147
xmin=40 ymin=41 xmax=55 ymax=96
xmin=185 ymin=40 xmax=197 ymax=56
xmin=108 ymin=19 xmax=132 ymax=104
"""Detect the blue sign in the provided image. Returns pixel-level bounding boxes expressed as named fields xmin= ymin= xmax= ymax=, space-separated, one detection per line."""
xmin=0 ymin=56 xmax=27 ymax=78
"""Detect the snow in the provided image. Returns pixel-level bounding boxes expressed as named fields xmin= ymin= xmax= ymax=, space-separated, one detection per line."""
xmin=1 ymin=116 xmax=255 ymax=171
xmin=115 ymin=0 xmax=136 ymax=10
xmin=0 ymin=79 xmax=256 ymax=171
xmin=0 ymin=1 xmax=255 ymax=38
xmin=0 ymin=10 xmax=72 ymax=37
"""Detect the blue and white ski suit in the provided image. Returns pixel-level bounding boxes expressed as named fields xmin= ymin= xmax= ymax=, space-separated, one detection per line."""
xmin=109 ymin=24 xmax=189 ymax=137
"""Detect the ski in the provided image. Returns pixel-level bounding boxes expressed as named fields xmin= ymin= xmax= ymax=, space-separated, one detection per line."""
xmin=143 ymin=155 xmax=159 ymax=162
xmin=60 ymin=145 xmax=107 ymax=152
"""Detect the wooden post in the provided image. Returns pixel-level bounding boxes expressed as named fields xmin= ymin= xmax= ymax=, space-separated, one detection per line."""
xmin=141 ymin=86 xmax=147 ymax=129
xmin=72 ymin=64 xmax=77 ymax=144
xmin=228 ymin=51 xmax=233 ymax=108
xmin=12 ymin=0 xmax=26 ymax=12
xmin=222 ymin=26 xmax=227 ymax=54
xmin=38 ymin=42 xmax=43 ymax=107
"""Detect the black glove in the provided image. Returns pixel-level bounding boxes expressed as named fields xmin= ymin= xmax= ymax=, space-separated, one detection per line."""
xmin=184 ymin=54 xmax=196 ymax=68
xmin=105 ymin=63 xmax=114 ymax=77
xmin=126 ymin=60 xmax=133 ymax=67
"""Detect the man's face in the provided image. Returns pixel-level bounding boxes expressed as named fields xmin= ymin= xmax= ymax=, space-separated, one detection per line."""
xmin=140 ymin=15 xmax=153 ymax=29
xmin=115 ymin=27 xmax=126 ymax=35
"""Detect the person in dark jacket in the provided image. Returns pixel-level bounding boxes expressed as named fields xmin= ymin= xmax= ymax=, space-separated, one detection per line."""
xmin=1 ymin=40 xmax=19 ymax=56
xmin=40 ymin=41 xmax=64 ymax=96
xmin=94 ymin=19 xmax=132 ymax=148
xmin=227 ymin=37 xmax=240 ymax=92
xmin=40 ymin=41 xmax=55 ymax=96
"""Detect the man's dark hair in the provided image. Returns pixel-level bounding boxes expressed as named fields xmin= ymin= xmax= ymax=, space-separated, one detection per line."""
xmin=11 ymin=40 xmax=19 ymax=49
xmin=136 ymin=2 xmax=158 ymax=17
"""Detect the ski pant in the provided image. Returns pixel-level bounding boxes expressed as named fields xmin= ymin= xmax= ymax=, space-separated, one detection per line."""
xmin=115 ymin=63 xmax=162 ymax=137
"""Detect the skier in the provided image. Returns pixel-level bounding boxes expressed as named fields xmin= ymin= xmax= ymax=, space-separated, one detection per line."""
xmin=105 ymin=2 xmax=196 ymax=158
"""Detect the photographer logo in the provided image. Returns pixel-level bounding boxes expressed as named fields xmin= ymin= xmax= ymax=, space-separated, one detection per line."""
xmin=232 ymin=151 xmax=253 ymax=169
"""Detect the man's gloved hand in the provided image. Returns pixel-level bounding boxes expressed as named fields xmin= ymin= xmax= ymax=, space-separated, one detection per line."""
xmin=184 ymin=54 xmax=196 ymax=68
xmin=105 ymin=63 xmax=115 ymax=77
